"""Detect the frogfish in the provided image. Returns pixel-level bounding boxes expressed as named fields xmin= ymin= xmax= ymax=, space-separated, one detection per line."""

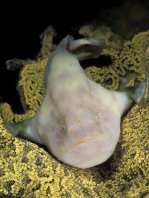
xmin=5 ymin=35 xmax=148 ymax=168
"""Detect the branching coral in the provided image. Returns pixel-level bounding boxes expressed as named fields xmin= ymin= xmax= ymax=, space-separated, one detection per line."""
xmin=0 ymin=30 xmax=149 ymax=197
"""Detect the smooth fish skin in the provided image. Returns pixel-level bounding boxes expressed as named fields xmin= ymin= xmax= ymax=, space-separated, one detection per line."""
xmin=5 ymin=35 xmax=147 ymax=168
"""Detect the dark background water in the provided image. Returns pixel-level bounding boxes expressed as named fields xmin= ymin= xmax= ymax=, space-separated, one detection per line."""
xmin=0 ymin=0 xmax=148 ymax=112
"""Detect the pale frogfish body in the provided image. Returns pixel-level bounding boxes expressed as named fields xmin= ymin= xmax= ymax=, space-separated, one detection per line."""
xmin=6 ymin=35 xmax=148 ymax=168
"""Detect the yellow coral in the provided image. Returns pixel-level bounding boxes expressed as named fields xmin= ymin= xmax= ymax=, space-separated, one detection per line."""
xmin=0 ymin=30 xmax=149 ymax=197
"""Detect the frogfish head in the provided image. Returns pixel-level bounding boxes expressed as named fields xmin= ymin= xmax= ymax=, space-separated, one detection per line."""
xmin=48 ymin=117 xmax=120 ymax=169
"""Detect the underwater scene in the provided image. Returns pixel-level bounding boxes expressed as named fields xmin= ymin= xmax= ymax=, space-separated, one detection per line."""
xmin=0 ymin=0 xmax=149 ymax=197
